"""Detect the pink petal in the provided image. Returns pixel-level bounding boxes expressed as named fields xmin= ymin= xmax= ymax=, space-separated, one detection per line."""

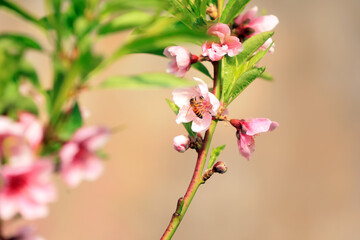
xmin=166 ymin=61 xmax=179 ymax=74
xmin=207 ymin=92 xmax=220 ymax=115
xmin=235 ymin=6 xmax=258 ymax=25
xmin=60 ymin=143 xmax=79 ymax=167
xmin=191 ymin=112 xmax=212 ymax=132
xmin=26 ymin=183 xmax=56 ymax=204
xmin=176 ymin=105 xmax=195 ymax=124
xmin=243 ymin=118 xmax=278 ymax=136
xmin=0 ymin=195 xmax=17 ymax=220
xmin=83 ymin=157 xmax=104 ymax=181
xmin=0 ymin=117 xmax=22 ymax=136
xmin=83 ymin=127 xmax=110 ymax=151
xmin=61 ymin=166 xmax=83 ymax=187
xmin=172 ymin=87 xmax=197 ymax=108
xmin=238 ymin=133 xmax=255 ymax=160
xmin=260 ymin=38 xmax=275 ymax=53
xmin=17 ymin=197 xmax=48 ymax=220
xmin=193 ymin=77 xmax=210 ymax=97
xmin=224 ymin=36 xmax=243 ymax=57
xmin=251 ymin=15 xmax=279 ymax=33
xmin=19 ymin=113 xmax=43 ymax=150
xmin=207 ymin=23 xmax=231 ymax=42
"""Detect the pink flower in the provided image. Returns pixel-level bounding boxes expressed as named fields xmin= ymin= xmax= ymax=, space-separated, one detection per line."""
xmin=234 ymin=6 xmax=279 ymax=52
xmin=230 ymin=118 xmax=278 ymax=160
xmin=164 ymin=46 xmax=195 ymax=77
xmin=0 ymin=160 xmax=56 ymax=220
xmin=18 ymin=112 xmax=43 ymax=150
xmin=60 ymin=126 xmax=110 ymax=187
xmin=202 ymin=23 xmax=243 ymax=61
xmin=173 ymin=135 xmax=190 ymax=153
xmin=0 ymin=114 xmax=43 ymax=167
xmin=173 ymin=78 xmax=220 ymax=132
xmin=12 ymin=226 xmax=45 ymax=240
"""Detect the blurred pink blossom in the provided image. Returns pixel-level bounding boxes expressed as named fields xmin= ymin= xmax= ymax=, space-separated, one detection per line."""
xmin=173 ymin=78 xmax=220 ymax=132
xmin=163 ymin=46 xmax=193 ymax=77
xmin=0 ymin=160 xmax=56 ymax=220
xmin=173 ymin=135 xmax=190 ymax=153
xmin=230 ymin=118 xmax=278 ymax=160
xmin=60 ymin=126 xmax=110 ymax=187
xmin=0 ymin=114 xmax=43 ymax=167
xmin=234 ymin=6 xmax=279 ymax=53
xmin=202 ymin=23 xmax=243 ymax=61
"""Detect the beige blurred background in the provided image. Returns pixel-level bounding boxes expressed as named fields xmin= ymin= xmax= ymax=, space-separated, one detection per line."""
xmin=1 ymin=0 xmax=360 ymax=239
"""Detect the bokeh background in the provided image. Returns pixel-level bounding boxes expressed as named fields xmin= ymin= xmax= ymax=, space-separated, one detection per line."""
xmin=1 ymin=0 xmax=360 ymax=239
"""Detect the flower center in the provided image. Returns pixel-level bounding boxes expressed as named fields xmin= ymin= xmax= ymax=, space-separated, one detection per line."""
xmin=7 ymin=174 xmax=28 ymax=193
xmin=189 ymin=96 xmax=212 ymax=119
xmin=73 ymin=146 xmax=91 ymax=165
xmin=234 ymin=19 xmax=255 ymax=42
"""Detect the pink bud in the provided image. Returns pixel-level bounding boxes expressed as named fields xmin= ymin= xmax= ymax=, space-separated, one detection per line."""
xmin=173 ymin=135 xmax=190 ymax=153
xmin=213 ymin=161 xmax=228 ymax=174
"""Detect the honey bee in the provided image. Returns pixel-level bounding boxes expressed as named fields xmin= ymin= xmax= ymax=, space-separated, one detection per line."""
xmin=189 ymin=96 xmax=205 ymax=119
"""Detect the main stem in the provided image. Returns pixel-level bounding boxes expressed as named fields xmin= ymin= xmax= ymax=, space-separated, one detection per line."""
xmin=161 ymin=63 xmax=220 ymax=240
xmin=161 ymin=122 xmax=217 ymax=240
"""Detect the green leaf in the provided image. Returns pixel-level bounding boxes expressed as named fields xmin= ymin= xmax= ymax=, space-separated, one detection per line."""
xmin=101 ymin=73 xmax=195 ymax=89
xmin=228 ymin=66 xmax=265 ymax=104
xmin=221 ymin=56 xmax=237 ymax=98
xmin=57 ymin=102 xmax=83 ymax=140
xmin=236 ymin=31 xmax=273 ymax=65
xmin=117 ymin=19 xmax=208 ymax=56
xmin=98 ymin=11 xmax=152 ymax=35
xmin=259 ymin=71 xmax=273 ymax=81
xmin=100 ymin=0 xmax=162 ymax=17
xmin=165 ymin=99 xmax=196 ymax=137
xmin=0 ymin=0 xmax=45 ymax=29
xmin=247 ymin=41 xmax=274 ymax=67
xmin=0 ymin=33 xmax=42 ymax=50
xmin=208 ymin=145 xmax=226 ymax=169
xmin=220 ymin=0 xmax=250 ymax=24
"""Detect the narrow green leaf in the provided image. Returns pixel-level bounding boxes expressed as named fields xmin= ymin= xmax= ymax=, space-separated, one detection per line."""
xmin=259 ymin=72 xmax=273 ymax=81
xmin=98 ymin=11 xmax=152 ymax=35
xmin=236 ymin=31 xmax=273 ymax=65
xmin=165 ymin=99 xmax=196 ymax=137
xmin=102 ymin=19 xmax=209 ymax=71
xmin=0 ymin=0 xmax=45 ymax=29
xmin=101 ymin=73 xmax=195 ymax=89
xmin=228 ymin=67 xmax=265 ymax=104
xmin=247 ymin=41 xmax=274 ymax=67
xmin=0 ymin=33 xmax=42 ymax=50
xmin=208 ymin=145 xmax=226 ymax=169
xmin=220 ymin=0 xmax=250 ymax=24
xmin=100 ymin=0 xmax=162 ymax=17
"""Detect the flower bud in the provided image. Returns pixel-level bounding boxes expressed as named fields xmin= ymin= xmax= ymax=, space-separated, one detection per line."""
xmin=206 ymin=4 xmax=218 ymax=19
xmin=173 ymin=135 xmax=190 ymax=153
xmin=213 ymin=161 xmax=227 ymax=174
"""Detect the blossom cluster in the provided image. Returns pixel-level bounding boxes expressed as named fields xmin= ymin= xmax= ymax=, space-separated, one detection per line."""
xmin=164 ymin=6 xmax=279 ymax=77
xmin=0 ymin=112 xmax=109 ymax=239
xmin=168 ymin=7 xmax=279 ymax=160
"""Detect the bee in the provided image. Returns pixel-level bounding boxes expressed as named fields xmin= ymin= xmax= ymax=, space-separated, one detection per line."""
xmin=189 ymin=96 xmax=205 ymax=119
